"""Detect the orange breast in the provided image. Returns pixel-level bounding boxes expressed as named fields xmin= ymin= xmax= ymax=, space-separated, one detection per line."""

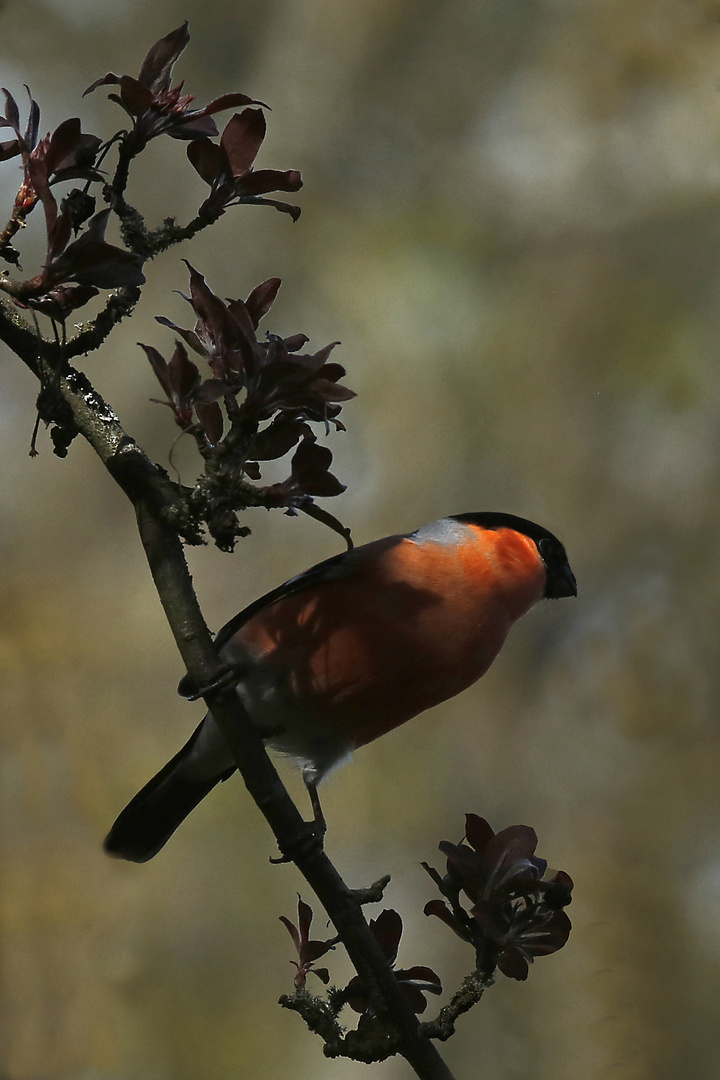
xmin=234 ymin=527 xmax=545 ymax=748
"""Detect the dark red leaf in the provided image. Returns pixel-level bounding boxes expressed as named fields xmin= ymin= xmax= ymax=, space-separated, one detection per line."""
xmin=155 ymin=316 xmax=206 ymax=359
xmin=424 ymin=899 xmax=470 ymax=940
xmin=172 ymin=115 xmax=220 ymax=142
xmin=400 ymin=984 xmax=432 ymax=1014
xmin=195 ymin=400 xmax=223 ymax=445
xmin=309 ymin=378 xmax=356 ymax=403
xmin=2 ymin=87 xmax=20 ymax=131
xmin=308 ymin=341 xmax=341 ymax=366
xmin=396 ymin=965 xmax=443 ymax=992
xmin=187 ymin=137 xmax=226 ymax=183
xmin=185 ymin=262 xmax=233 ymax=337
xmin=283 ymin=333 xmax=310 ymax=352
xmin=549 ymin=869 xmax=574 ymax=895
xmin=249 ymin=196 xmax=302 ymax=221
xmin=253 ymin=416 xmax=304 ymax=460
xmin=181 ymin=262 xmax=256 ymax=371
xmin=118 ymin=75 xmax=154 ymax=115
xmin=297 ymin=471 xmax=346 ymax=497
xmin=221 ymin=109 xmax=266 ymax=176
xmin=59 ymin=190 xmax=96 ymax=236
xmin=260 ymin=357 xmax=322 ymax=387
xmin=245 ymin=277 xmax=281 ymax=328
xmin=317 ymin=362 xmax=347 ymax=383
xmin=302 ymin=939 xmax=336 ymax=963
xmin=168 ymin=340 xmax=200 ymax=401
xmin=0 ymin=138 xmax=20 ymax=161
xmin=297 ymin=898 xmax=313 ymax=943
xmin=45 ymin=118 xmax=92 ymax=173
xmin=137 ymin=22 xmax=190 ymax=90
xmin=199 ymin=92 xmax=266 ymax=116
xmin=25 ymin=91 xmax=40 ymax=149
xmin=291 ymin=439 xmax=331 ymax=477
xmin=485 ymin=825 xmax=538 ymax=870
xmin=296 ymin=501 xmax=353 ymax=549
xmin=26 ymin=282 xmax=98 ymax=318
xmin=368 ymin=910 xmax=402 ymax=966
xmin=497 ymin=951 xmax=529 ymax=982
xmin=195 ymin=378 xmax=227 ymax=403
xmin=526 ymin=910 xmax=573 ymax=954
xmin=465 ymin=814 xmax=495 ymax=856
xmin=139 ymin=342 xmax=172 ymax=398
xmin=237 ymin=168 xmax=303 ymax=196
xmin=83 ymin=73 xmax=122 ymax=97
xmin=50 ymin=238 xmax=145 ymax=288
xmin=46 ymin=209 xmax=72 ymax=262
xmin=224 ymin=295 xmax=259 ymax=345
xmin=82 ymin=206 xmax=110 ymax=241
xmin=279 ymin=915 xmax=300 ymax=952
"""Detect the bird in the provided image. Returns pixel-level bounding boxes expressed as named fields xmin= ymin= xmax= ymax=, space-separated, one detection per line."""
xmin=104 ymin=512 xmax=576 ymax=862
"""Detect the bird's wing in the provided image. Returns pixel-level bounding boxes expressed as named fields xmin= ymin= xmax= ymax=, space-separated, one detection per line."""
xmin=176 ymin=546 xmax=363 ymax=698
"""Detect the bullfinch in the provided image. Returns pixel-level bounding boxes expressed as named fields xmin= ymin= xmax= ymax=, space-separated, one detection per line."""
xmin=105 ymin=512 xmax=576 ymax=862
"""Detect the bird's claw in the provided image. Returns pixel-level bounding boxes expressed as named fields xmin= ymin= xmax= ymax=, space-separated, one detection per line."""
xmin=270 ymin=819 xmax=326 ymax=864
xmin=184 ymin=665 xmax=240 ymax=701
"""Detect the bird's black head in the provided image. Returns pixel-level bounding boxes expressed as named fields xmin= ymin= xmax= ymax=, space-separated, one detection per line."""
xmin=452 ymin=512 xmax=577 ymax=599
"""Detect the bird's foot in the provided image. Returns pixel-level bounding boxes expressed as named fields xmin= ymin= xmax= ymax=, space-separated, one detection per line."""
xmin=270 ymin=818 xmax=326 ymax=864
xmin=183 ymin=664 xmax=241 ymax=701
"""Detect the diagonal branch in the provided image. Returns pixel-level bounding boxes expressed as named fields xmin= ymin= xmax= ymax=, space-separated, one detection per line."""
xmin=129 ymin=469 xmax=458 ymax=1080
xmin=0 ymin=303 xmax=456 ymax=1080
xmin=420 ymin=970 xmax=493 ymax=1042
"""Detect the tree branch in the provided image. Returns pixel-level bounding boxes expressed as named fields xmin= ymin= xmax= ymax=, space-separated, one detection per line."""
xmin=131 ymin=494 xmax=457 ymax=1080
xmin=420 ymin=970 xmax=493 ymax=1042
xmin=0 ymin=302 xmax=457 ymax=1078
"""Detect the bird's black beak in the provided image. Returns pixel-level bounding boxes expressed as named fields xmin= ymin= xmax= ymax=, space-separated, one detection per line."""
xmin=546 ymin=561 xmax=577 ymax=599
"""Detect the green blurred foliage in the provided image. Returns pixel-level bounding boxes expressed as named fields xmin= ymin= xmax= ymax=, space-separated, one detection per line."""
xmin=2 ymin=1 xmax=720 ymax=1078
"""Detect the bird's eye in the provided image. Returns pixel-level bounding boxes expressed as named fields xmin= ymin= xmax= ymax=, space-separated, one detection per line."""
xmin=538 ymin=538 xmax=554 ymax=560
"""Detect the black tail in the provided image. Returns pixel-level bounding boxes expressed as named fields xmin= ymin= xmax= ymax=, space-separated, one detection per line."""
xmin=104 ymin=732 xmax=236 ymax=863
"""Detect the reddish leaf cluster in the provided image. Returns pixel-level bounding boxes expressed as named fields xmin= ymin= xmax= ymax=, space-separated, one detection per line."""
xmin=24 ymin=206 xmax=145 ymax=312
xmin=142 ymin=262 xmax=353 ymax=513
xmin=139 ymin=339 xmax=214 ymax=434
xmin=84 ymin=22 xmax=260 ymax=156
xmin=0 ymin=86 xmax=39 ymax=167
xmin=188 ymin=109 xmax=303 ymax=223
xmin=344 ymin=910 xmax=442 ymax=1022
xmin=280 ymin=897 xmax=337 ymax=990
xmin=0 ymin=89 xmax=144 ymax=307
xmin=1 ymin=23 xmax=303 ymax=323
xmin=423 ymin=814 xmax=573 ymax=982
xmin=1 ymin=23 xmax=349 ymax=543
xmin=261 ymin=439 xmax=346 ymax=503
xmin=0 ymin=90 xmax=101 ymax=196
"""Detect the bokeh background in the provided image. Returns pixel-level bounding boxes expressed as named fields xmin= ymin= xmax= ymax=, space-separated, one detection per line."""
xmin=2 ymin=1 xmax=720 ymax=1077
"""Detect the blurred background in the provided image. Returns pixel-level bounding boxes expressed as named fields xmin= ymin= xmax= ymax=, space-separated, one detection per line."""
xmin=2 ymin=0 xmax=720 ymax=1077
